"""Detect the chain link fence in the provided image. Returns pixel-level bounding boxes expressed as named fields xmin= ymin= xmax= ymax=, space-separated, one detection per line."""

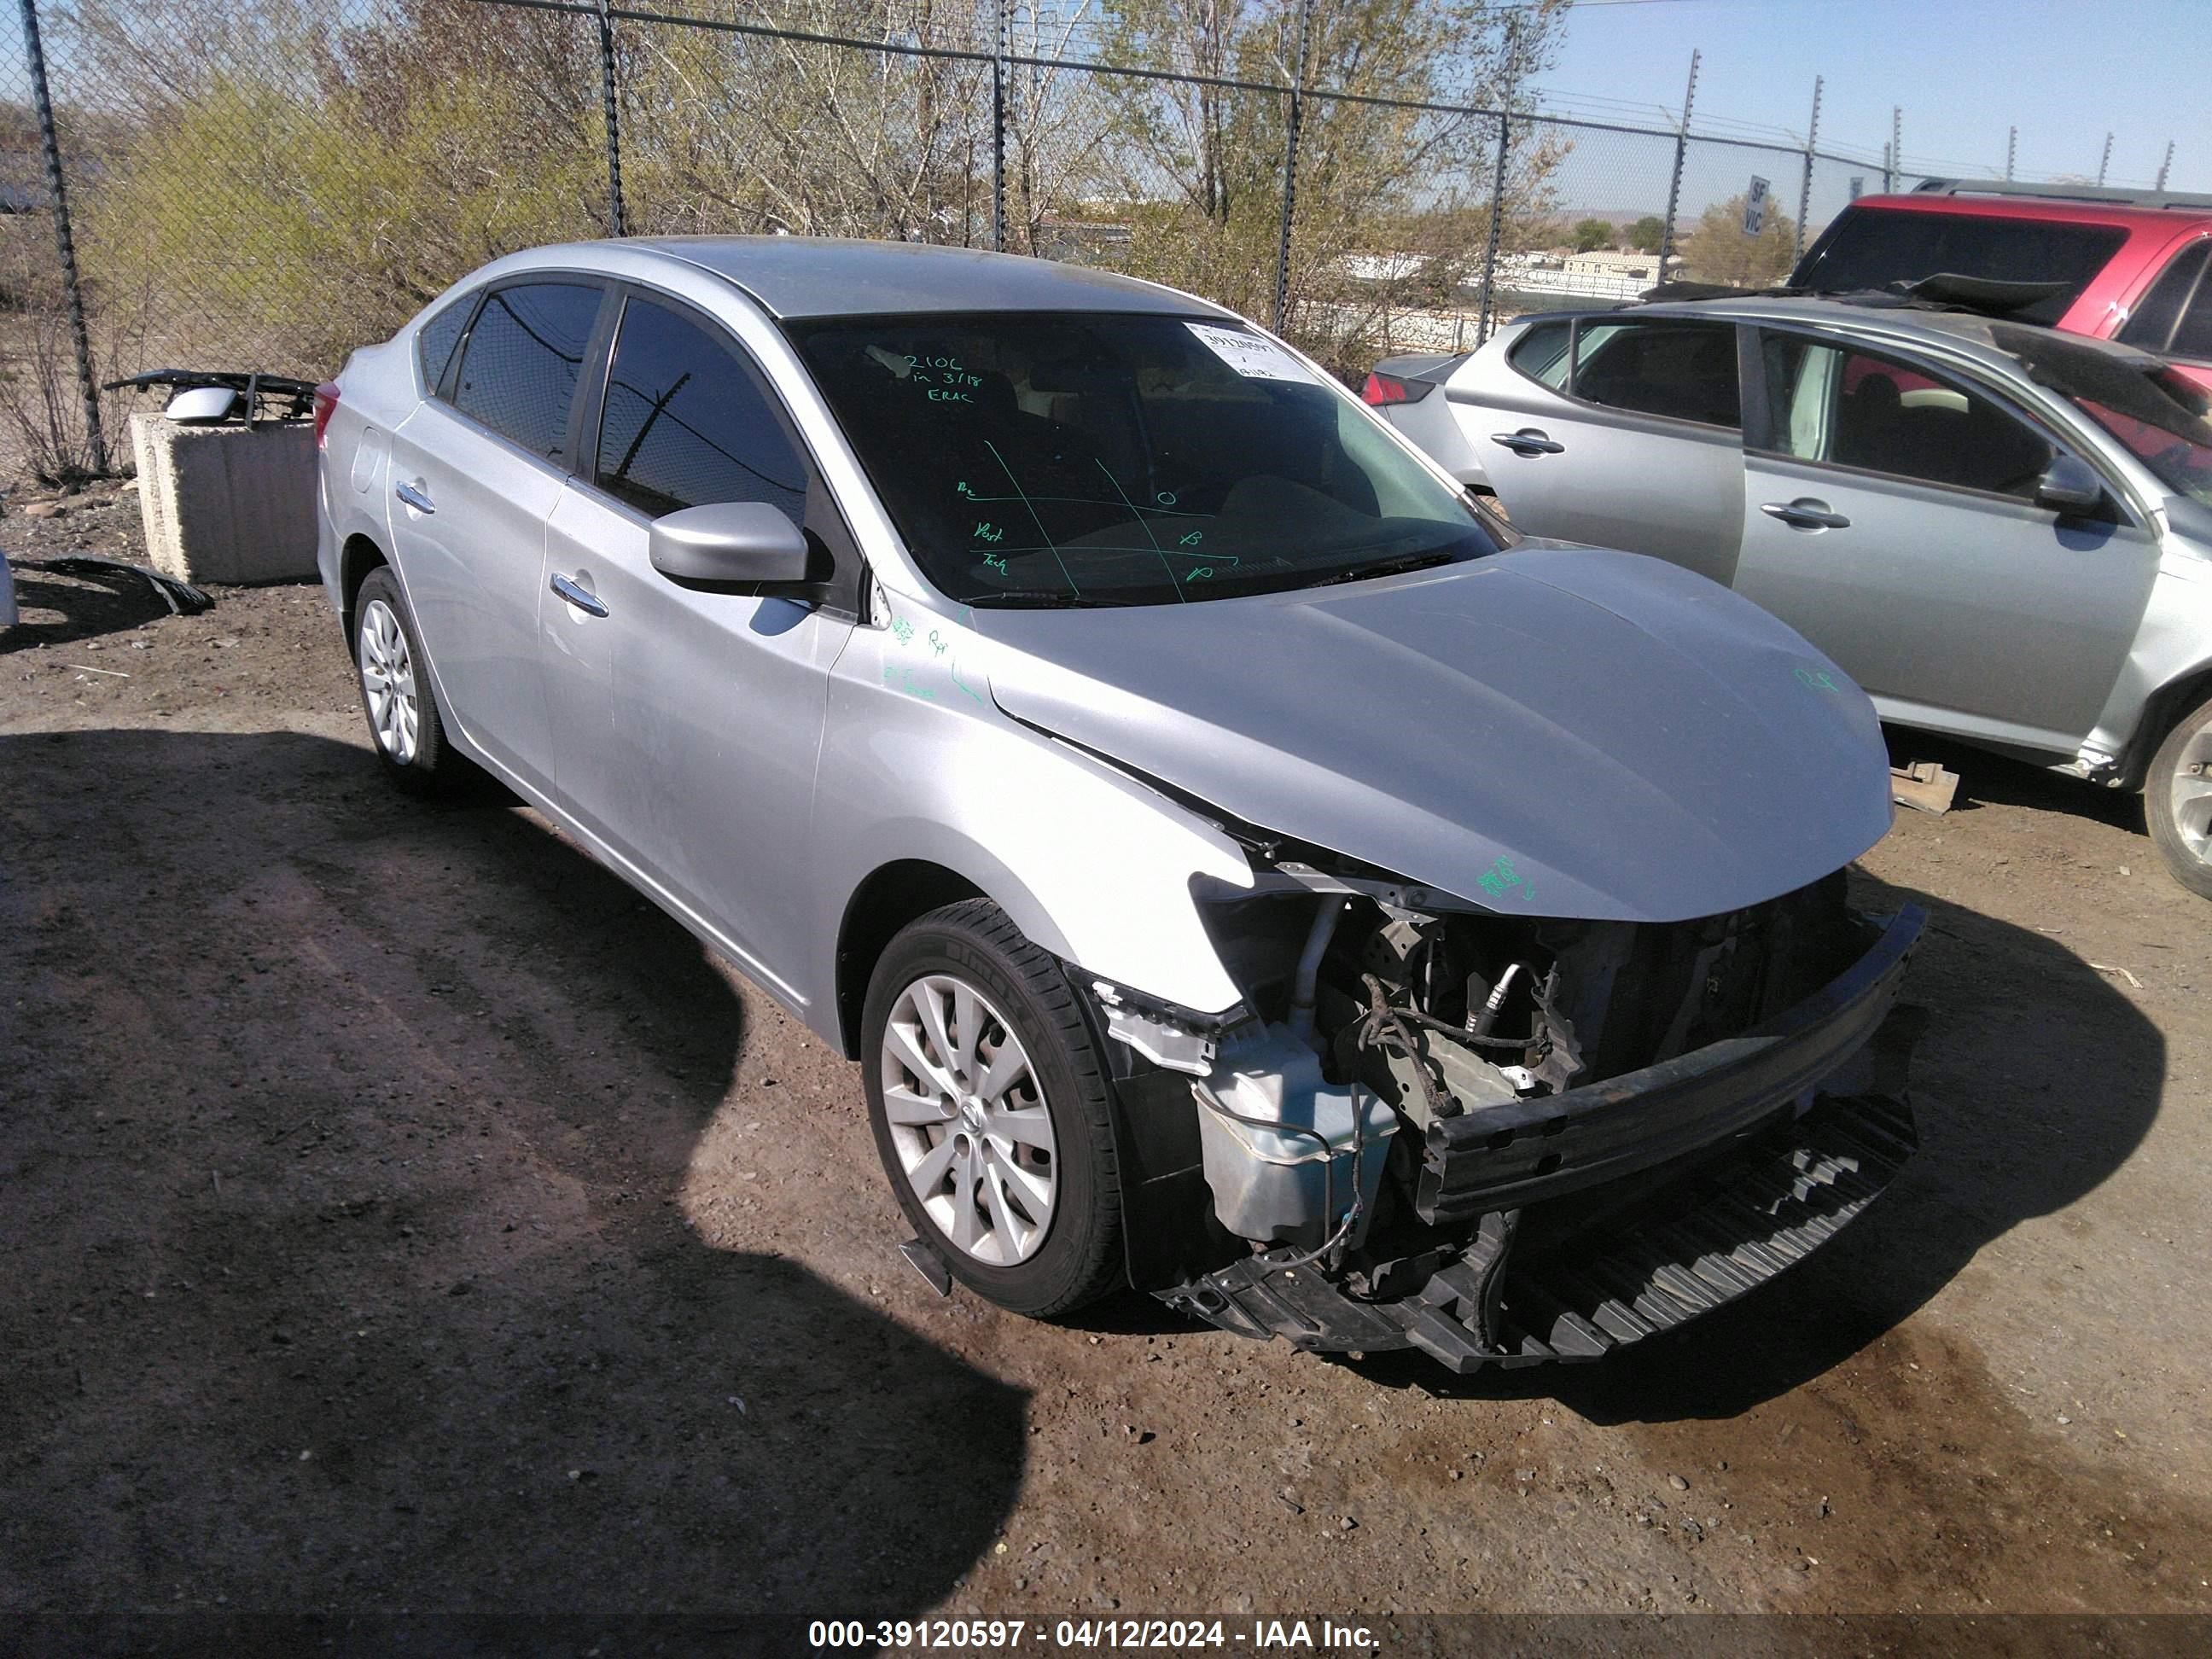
xmin=0 ymin=0 xmax=2170 ymax=485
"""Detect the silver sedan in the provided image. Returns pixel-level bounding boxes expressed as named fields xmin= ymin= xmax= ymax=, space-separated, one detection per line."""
xmin=1369 ymin=296 xmax=2212 ymax=897
xmin=316 ymin=239 xmax=1921 ymax=1371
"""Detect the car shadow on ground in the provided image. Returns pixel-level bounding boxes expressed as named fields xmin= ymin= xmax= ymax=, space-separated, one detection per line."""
xmin=1342 ymin=868 xmax=2164 ymax=1419
xmin=1883 ymin=726 xmax=2147 ymax=835
xmin=1 ymin=728 xmax=1025 ymax=1620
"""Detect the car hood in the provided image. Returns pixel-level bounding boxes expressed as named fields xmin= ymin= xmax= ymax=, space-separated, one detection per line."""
xmin=970 ymin=544 xmax=1894 ymax=923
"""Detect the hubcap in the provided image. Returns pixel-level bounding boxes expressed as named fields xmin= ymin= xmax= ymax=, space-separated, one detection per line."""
xmin=358 ymin=597 xmax=420 ymax=765
xmin=879 ymin=974 xmax=1057 ymax=1266
xmin=2170 ymin=713 xmax=2212 ymax=867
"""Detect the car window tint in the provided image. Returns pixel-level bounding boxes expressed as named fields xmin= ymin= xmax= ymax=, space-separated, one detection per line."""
xmin=1796 ymin=207 xmax=2128 ymax=326
xmin=1507 ymin=319 xmax=1573 ymax=388
xmin=451 ymin=282 xmax=602 ymax=459
xmin=1572 ymin=320 xmax=1740 ymax=428
xmin=1761 ymin=334 xmax=2054 ymax=498
xmin=2119 ymin=242 xmax=2208 ymax=355
xmin=416 ymin=292 xmax=474 ymax=394
xmin=595 ymin=298 xmax=808 ymax=522
xmin=2165 ymin=254 xmax=2212 ymax=362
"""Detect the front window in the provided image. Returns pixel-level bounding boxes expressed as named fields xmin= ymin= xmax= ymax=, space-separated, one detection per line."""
xmin=2073 ymin=371 xmax=2212 ymax=507
xmin=789 ymin=311 xmax=1501 ymax=607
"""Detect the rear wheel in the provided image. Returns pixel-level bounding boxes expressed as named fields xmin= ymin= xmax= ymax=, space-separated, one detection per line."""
xmin=862 ymin=899 xmax=1124 ymax=1318
xmin=352 ymin=566 xmax=463 ymax=795
xmin=2147 ymin=692 xmax=2212 ymax=899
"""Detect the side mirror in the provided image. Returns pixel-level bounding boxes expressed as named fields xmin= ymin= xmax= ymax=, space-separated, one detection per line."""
xmin=2034 ymin=454 xmax=2105 ymax=516
xmin=649 ymin=501 xmax=812 ymax=586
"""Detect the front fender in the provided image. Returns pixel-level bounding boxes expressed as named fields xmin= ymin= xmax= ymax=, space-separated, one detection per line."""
xmin=807 ymin=618 xmax=1256 ymax=1039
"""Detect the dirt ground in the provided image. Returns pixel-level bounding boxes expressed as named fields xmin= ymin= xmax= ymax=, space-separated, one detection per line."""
xmin=4 ymin=500 xmax=2211 ymax=1643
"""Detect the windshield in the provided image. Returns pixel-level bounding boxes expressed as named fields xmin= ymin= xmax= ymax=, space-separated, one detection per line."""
xmin=1794 ymin=207 xmax=2127 ymax=326
xmin=789 ymin=311 xmax=1501 ymax=606
xmin=1989 ymin=320 xmax=2212 ymax=505
xmin=2075 ymin=375 xmax=2212 ymax=506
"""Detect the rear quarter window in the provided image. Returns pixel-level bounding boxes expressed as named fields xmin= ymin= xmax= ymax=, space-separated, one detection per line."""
xmin=416 ymin=292 xmax=476 ymax=395
xmin=1796 ymin=207 xmax=2129 ymax=326
xmin=1507 ymin=319 xmax=1573 ymax=388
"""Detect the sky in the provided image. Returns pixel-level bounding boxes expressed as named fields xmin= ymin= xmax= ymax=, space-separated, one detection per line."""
xmin=1539 ymin=0 xmax=2211 ymax=190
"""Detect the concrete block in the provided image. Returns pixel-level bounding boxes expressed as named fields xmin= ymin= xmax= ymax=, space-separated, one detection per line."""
xmin=131 ymin=410 xmax=317 ymax=585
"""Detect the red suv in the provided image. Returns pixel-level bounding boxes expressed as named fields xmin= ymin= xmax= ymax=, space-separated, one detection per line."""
xmin=1790 ymin=180 xmax=2212 ymax=387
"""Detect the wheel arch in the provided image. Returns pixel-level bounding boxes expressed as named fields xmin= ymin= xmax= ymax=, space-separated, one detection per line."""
xmin=2125 ymin=658 xmax=2212 ymax=789
xmin=338 ymin=533 xmax=389 ymax=651
xmin=832 ymin=859 xmax=988 ymax=1059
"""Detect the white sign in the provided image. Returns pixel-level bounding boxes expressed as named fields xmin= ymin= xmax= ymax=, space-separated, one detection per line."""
xmin=1184 ymin=322 xmax=1319 ymax=385
xmin=1742 ymin=175 xmax=1772 ymax=236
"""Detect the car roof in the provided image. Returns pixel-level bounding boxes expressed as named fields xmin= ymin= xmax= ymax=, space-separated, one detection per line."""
xmin=603 ymin=236 xmax=1237 ymax=322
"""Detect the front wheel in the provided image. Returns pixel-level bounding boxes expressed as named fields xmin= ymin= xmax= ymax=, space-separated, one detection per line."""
xmin=862 ymin=899 xmax=1124 ymax=1318
xmin=2146 ymin=691 xmax=2212 ymax=900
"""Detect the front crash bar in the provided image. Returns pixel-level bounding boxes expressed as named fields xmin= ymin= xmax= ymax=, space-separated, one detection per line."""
xmin=1419 ymin=905 xmax=1924 ymax=1225
xmin=1156 ymin=906 xmax=1926 ymax=1368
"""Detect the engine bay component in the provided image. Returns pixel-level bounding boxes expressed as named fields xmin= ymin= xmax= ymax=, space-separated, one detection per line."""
xmin=1146 ymin=861 xmax=1926 ymax=1369
xmin=1192 ymin=1022 xmax=1396 ymax=1252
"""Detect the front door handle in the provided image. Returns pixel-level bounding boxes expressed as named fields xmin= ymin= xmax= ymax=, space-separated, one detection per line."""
xmin=1490 ymin=428 xmax=1565 ymax=457
xmin=1761 ymin=498 xmax=1851 ymax=530
xmin=550 ymin=572 xmax=608 ymax=618
xmin=394 ymin=480 xmax=435 ymax=515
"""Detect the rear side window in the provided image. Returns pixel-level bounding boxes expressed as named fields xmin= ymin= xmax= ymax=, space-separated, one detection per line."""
xmin=1795 ymin=207 xmax=2128 ymax=326
xmin=1506 ymin=319 xmax=1573 ymax=388
xmin=451 ymin=282 xmax=604 ymax=460
xmin=594 ymin=297 xmax=808 ymax=521
xmin=1571 ymin=319 xmax=1740 ymax=428
xmin=416 ymin=292 xmax=475 ymax=394
xmin=1758 ymin=333 xmax=2054 ymax=499
xmin=2120 ymin=242 xmax=2212 ymax=360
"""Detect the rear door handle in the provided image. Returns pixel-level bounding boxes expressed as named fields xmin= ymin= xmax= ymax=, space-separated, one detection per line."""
xmin=1490 ymin=428 xmax=1564 ymax=457
xmin=394 ymin=480 xmax=434 ymax=515
xmin=1761 ymin=498 xmax=1851 ymax=530
xmin=550 ymin=572 xmax=608 ymax=618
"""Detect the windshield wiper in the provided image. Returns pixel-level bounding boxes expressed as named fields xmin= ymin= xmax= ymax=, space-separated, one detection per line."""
xmin=969 ymin=589 xmax=1128 ymax=608
xmin=1297 ymin=550 xmax=1464 ymax=591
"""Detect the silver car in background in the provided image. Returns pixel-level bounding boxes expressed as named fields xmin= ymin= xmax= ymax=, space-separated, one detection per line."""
xmin=315 ymin=239 xmax=1924 ymax=1371
xmin=1369 ymin=297 xmax=2212 ymax=897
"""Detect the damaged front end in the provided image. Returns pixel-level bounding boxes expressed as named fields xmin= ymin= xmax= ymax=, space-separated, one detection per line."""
xmin=1091 ymin=858 xmax=1924 ymax=1371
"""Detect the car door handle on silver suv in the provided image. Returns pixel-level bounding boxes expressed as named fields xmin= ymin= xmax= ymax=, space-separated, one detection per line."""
xmin=1490 ymin=428 xmax=1565 ymax=457
xmin=549 ymin=572 xmax=609 ymax=618
xmin=1761 ymin=498 xmax=1852 ymax=531
xmin=393 ymin=480 xmax=435 ymax=515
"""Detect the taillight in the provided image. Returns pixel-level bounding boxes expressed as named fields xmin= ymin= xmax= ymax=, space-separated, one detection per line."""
xmin=312 ymin=381 xmax=341 ymax=449
xmin=1361 ymin=371 xmax=1435 ymax=406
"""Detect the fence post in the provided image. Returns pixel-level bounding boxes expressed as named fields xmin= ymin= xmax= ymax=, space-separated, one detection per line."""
xmin=595 ymin=0 xmax=626 ymax=236
xmin=1272 ymin=0 xmax=1314 ymax=332
xmin=1475 ymin=112 xmax=1511 ymax=346
xmin=17 ymin=0 xmax=104 ymax=476
xmin=992 ymin=0 xmax=1009 ymax=251
xmin=1793 ymin=75 xmax=1820 ymax=265
xmin=1653 ymin=49 xmax=1699 ymax=288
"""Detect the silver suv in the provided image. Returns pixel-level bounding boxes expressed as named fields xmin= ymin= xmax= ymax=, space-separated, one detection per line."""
xmin=1369 ymin=296 xmax=2212 ymax=897
xmin=316 ymin=240 xmax=1923 ymax=1371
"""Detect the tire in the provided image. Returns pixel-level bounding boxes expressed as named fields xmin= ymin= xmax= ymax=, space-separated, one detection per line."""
xmin=2145 ymin=691 xmax=2212 ymax=900
xmin=351 ymin=566 xmax=463 ymax=796
xmin=862 ymin=898 xmax=1125 ymax=1318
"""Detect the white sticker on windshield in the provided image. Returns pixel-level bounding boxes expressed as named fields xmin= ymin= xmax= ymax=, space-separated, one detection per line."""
xmin=1184 ymin=322 xmax=1320 ymax=384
